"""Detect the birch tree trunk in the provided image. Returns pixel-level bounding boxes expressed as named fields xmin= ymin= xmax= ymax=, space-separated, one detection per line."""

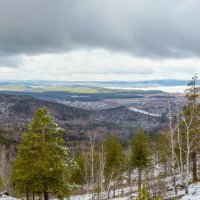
xmin=90 ymin=138 xmax=95 ymax=200
xmin=176 ymin=106 xmax=184 ymax=185
xmin=168 ymin=102 xmax=177 ymax=195
xmin=99 ymin=143 xmax=105 ymax=193
xmin=182 ymin=106 xmax=195 ymax=194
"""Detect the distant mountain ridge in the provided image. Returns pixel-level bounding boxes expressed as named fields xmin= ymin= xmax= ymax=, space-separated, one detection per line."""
xmin=0 ymin=79 xmax=194 ymax=92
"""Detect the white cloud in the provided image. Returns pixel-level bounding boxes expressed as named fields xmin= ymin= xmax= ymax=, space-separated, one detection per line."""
xmin=0 ymin=0 xmax=199 ymax=80
xmin=0 ymin=49 xmax=199 ymax=81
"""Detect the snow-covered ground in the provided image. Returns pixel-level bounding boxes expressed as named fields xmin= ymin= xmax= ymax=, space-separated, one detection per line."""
xmin=2 ymin=182 xmax=200 ymax=200
xmin=68 ymin=181 xmax=200 ymax=200
xmin=181 ymin=182 xmax=200 ymax=200
xmin=69 ymin=195 xmax=128 ymax=200
xmin=0 ymin=197 xmax=17 ymax=200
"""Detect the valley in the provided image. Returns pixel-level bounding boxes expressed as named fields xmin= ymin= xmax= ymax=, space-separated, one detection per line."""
xmin=0 ymin=83 xmax=186 ymax=145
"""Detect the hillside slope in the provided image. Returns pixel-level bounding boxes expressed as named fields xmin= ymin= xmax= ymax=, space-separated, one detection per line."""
xmin=0 ymin=93 xmax=166 ymax=142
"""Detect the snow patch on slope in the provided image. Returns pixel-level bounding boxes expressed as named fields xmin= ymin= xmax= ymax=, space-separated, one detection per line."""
xmin=128 ymin=107 xmax=161 ymax=117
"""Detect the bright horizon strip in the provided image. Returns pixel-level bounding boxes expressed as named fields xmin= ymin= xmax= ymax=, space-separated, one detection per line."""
xmin=105 ymin=86 xmax=187 ymax=93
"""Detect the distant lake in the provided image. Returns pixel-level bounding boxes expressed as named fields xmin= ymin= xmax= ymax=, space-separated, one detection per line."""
xmin=106 ymin=86 xmax=187 ymax=93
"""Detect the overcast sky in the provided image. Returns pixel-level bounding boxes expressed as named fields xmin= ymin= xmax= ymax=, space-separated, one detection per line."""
xmin=0 ymin=0 xmax=200 ymax=81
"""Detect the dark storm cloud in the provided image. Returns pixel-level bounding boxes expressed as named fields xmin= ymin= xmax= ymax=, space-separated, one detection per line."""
xmin=0 ymin=0 xmax=200 ymax=58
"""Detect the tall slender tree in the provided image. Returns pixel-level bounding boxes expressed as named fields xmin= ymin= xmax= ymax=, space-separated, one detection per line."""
xmin=104 ymin=135 xmax=123 ymax=199
xmin=0 ymin=176 xmax=3 ymax=192
xmin=71 ymin=153 xmax=86 ymax=186
xmin=131 ymin=125 xmax=152 ymax=191
xmin=185 ymin=75 xmax=200 ymax=182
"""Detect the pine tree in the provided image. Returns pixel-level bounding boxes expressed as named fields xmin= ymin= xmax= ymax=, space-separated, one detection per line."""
xmin=0 ymin=176 xmax=3 ymax=192
xmin=136 ymin=184 xmax=150 ymax=200
xmin=71 ymin=153 xmax=86 ymax=186
xmin=12 ymin=107 xmax=77 ymax=200
xmin=131 ymin=125 xmax=152 ymax=191
xmin=154 ymin=133 xmax=170 ymax=176
xmin=104 ymin=135 xmax=123 ymax=199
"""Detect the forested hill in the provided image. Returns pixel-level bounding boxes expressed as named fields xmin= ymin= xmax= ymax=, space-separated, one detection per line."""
xmin=0 ymin=93 xmax=92 ymax=126
xmin=0 ymin=93 xmax=166 ymax=144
